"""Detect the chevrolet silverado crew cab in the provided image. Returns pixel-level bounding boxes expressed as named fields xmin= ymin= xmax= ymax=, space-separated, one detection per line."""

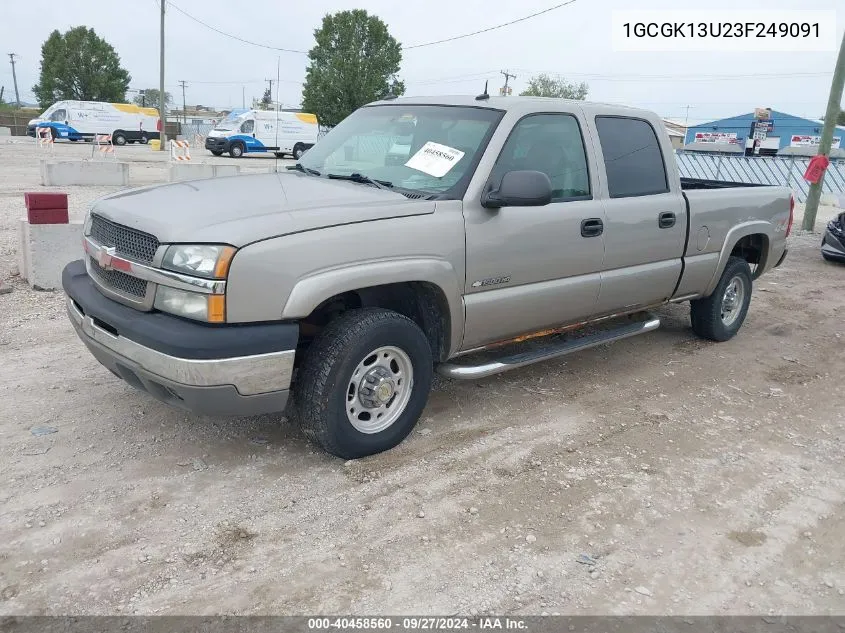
xmin=62 ymin=95 xmax=793 ymax=459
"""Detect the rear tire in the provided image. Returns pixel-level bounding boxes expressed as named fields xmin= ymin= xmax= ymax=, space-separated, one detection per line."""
xmin=139 ymin=134 xmax=149 ymax=144
xmin=294 ymin=308 xmax=433 ymax=459
xmin=690 ymin=256 xmax=752 ymax=342
xmin=229 ymin=142 xmax=244 ymax=158
xmin=293 ymin=143 xmax=305 ymax=159
xmin=274 ymin=152 xmax=285 ymax=158
xmin=112 ymin=131 xmax=127 ymax=146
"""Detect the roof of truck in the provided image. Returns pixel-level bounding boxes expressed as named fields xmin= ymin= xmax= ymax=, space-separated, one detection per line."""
xmin=368 ymin=94 xmax=652 ymax=116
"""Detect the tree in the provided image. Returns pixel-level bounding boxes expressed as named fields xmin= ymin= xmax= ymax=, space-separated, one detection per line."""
xmin=520 ymin=74 xmax=588 ymax=100
xmin=259 ymin=88 xmax=273 ymax=110
xmin=134 ymin=88 xmax=171 ymax=110
xmin=301 ymin=9 xmax=404 ymax=127
xmin=33 ymin=26 xmax=130 ymax=107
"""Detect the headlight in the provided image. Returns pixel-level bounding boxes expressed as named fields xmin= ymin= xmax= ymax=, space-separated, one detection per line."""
xmin=162 ymin=244 xmax=236 ymax=279
xmin=154 ymin=286 xmax=226 ymax=323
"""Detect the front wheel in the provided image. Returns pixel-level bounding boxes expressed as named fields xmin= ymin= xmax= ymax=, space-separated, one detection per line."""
xmin=293 ymin=143 xmax=305 ymax=160
xmin=229 ymin=142 xmax=244 ymax=158
xmin=690 ymin=256 xmax=753 ymax=342
xmin=210 ymin=150 xmax=223 ymax=157
xmin=112 ymin=131 xmax=127 ymax=146
xmin=294 ymin=308 xmax=433 ymax=459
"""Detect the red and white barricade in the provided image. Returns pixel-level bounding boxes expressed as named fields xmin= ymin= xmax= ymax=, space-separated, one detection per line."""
xmin=170 ymin=139 xmax=192 ymax=161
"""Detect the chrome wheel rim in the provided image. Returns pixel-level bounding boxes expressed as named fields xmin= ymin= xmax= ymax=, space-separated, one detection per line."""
xmin=346 ymin=346 xmax=414 ymax=434
xmin=721 ymin=275 xmax=746 ymax=327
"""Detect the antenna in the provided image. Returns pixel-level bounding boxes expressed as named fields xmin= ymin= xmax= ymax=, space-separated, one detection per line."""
xmin=475 ymin=80 xmax=489 ymax=101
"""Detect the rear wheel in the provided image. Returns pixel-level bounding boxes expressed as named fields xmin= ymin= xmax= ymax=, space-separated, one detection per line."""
xmin=139 ymin=134 xmax=149 ymax=144
xmin=112 ymin=131 xmax=127 ymax=146
xmin=690 ymin=256 xmax=752 ymax=342
xmin=294 ymin=308 xmax=433 ymax=459
xmin=293 ymin=143 xmax=305 ymax=160
xmin=274 ymin=152 xmax=285 ymax=158
xmin=229 ymin=142 xmax=245 ymax=158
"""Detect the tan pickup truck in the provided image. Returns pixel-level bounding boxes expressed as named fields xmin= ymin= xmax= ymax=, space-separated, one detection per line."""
xmin=62 ymin=95 xmax=792 ymax=458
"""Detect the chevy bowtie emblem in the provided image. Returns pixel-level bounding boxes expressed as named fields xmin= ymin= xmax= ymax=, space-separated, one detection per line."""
xmin=98 ymin=246 xmax=117 ymax=271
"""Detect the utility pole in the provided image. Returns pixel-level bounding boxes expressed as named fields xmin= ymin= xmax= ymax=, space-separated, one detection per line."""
xmin=179 ymin=80 xmax=188 ymax=125
xmin=500 ymin=70 xmax=516 ymax=96
xmin=158 ymin=0 xmax=167 ymax=150
xmin=8 ymin=53 xmax=21 ymax=107
xmin=242 ymin=86 xmax=245 ymax=109
xmin=803 ymin=32 xmax=845 ymax=232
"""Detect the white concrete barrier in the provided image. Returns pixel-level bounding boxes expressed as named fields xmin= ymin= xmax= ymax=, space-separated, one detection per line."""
xmin=0 ymin=127 xmax=11 ymax=136
xmin=40 ymin=159 xmax=129 ymax=186
xmin=18 ymin=220 xmax=84 ymax=290
xmin=167 ymin=163 xmax=241 ymax=182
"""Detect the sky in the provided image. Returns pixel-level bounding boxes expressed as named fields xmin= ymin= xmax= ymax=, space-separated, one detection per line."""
xmin=1 ymin=0 xmax=842 ymax=125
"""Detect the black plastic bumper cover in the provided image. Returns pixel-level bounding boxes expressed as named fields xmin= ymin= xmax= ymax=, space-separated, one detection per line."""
xmin=62 ymin=259 xmax=298 ymax=360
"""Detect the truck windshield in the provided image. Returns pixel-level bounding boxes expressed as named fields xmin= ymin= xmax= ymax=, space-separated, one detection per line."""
xmin=299 ymin=104 xmax=503 ymax=197
xmin=213 ymin=120 xmax=240 ymax=131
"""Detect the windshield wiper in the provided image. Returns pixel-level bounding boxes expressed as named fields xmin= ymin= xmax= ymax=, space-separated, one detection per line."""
xmin=327 ymin=172 xmax=393 ymax=190
xmin=286 ymin=163 xmax=321 ymax=176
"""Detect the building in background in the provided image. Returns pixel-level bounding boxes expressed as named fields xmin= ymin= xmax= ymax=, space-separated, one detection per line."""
xmin=683 ymin=109 xmax=845 ymax=158
xmin=662 ymin=119 xmax=687 ymax=150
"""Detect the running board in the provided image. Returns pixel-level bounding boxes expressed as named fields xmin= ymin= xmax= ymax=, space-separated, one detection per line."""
xmin=437 ymin=314 xmax=661 ymax=380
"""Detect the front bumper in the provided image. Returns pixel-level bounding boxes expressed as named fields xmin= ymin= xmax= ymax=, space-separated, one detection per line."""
xmin=63 ymin=260 xmax=298 ymax=416
xmin=205 ymin=136 xmax=230 ymax=153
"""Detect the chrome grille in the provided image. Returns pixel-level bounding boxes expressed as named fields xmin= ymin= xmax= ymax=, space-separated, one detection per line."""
xmin=88 ymin=256 xmax=148 ymax=298
xmin=89 ymin=214 xmax=159 ymax=264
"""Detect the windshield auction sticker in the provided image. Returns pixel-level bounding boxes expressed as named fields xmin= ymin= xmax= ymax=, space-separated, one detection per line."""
xmin=405 ymin=142 xmax=466 ymax=178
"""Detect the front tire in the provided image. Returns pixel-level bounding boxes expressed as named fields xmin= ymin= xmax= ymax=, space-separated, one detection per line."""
xmin=690 ymin=256 xmax=753 ymax=342
xmin=210 ymin=150 xmax=223 ymax=157
xmin=293 ymin=143 xmax=305 ymax=160
xmin=295 ymin=308 xmax=433 ymax=459
xmin=112 ymin=131 xmax=127 ymax=146
xmin=229 ymin=142 xmax=244 ymax=158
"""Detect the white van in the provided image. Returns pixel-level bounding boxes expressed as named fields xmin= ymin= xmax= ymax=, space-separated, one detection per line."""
xmin=27 ymin=100 xmax=160 ymax=145
xmin=205 ymin=109 xmax=319 ymax=158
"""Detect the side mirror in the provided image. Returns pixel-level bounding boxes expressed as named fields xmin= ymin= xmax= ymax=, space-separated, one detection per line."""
xmin=482 ymin=170 xmax=553 ymax=209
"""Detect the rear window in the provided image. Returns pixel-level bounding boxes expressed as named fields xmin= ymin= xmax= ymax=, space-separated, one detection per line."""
xmin=595 ymin=117 xmax=668 ymax=198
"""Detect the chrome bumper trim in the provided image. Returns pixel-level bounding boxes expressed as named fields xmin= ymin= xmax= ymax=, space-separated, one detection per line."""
xmin=67 ymin=297 xmax=294 ymax=396
xmin=83 ymin=234 xmax=227 ymax=295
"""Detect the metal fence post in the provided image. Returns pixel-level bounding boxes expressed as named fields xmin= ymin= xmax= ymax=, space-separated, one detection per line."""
xmin=715 ymin=155 xmax=723 ymax=180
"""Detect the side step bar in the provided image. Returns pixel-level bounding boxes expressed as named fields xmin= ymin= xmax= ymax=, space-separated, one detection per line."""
xmin=437 ymin=314 xmax=661 ymax=380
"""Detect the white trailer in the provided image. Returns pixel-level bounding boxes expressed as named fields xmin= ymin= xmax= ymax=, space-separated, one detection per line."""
xmin=27 ymin=101 xmax=160 ymax=145
xmin=205 ymin=109 xmax=319 ymax=158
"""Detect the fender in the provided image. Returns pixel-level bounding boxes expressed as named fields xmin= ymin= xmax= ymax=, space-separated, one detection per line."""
xmin=702 ymin=220 xmax=772 ymax=297
xmin=281 ymin=257 xmax=465 ymax=357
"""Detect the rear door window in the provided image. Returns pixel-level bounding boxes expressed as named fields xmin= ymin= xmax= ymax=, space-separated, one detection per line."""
xmin=595 ymin=117 xmax=668 ymax=198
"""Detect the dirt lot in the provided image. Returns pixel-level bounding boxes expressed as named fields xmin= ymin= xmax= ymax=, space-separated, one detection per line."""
xmin=1 ymin=139 xmax=844 ymax=616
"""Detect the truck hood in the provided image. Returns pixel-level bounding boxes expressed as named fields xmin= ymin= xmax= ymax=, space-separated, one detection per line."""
xmin=89 ymin=172 xmax=436 ymax=246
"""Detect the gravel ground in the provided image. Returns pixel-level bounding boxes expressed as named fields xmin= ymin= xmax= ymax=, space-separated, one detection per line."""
xmin=1 ymin=139 xmax=844 ymax=616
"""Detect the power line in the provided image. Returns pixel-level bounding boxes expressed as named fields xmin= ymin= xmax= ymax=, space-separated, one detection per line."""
xmin=166 ymin=1 xmax=308 ymax=53
xmin=403 ymin=0 xmax=579 ymax=50
xmin=165 ymin=0 xmax=580 ymax=54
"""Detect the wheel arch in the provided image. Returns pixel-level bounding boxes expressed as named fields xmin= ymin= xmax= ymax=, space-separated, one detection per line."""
xmin=282 ymin=259 xmax=463 ymax=360
xmin=703 ymin=222 xmax=772 ymax=296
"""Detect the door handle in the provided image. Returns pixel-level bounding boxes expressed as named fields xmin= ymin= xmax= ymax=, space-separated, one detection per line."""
xmin=658 ymin=212 xmax=676 ymax=229
xmin=580 ymin=218 xmax=604 ymax=238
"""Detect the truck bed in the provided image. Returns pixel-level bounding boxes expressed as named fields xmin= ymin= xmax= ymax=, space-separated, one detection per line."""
xmin=680 ymin=177 xmax=770 ymax=191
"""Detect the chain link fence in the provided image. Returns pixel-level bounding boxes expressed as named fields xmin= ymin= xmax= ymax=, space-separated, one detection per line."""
xmin=675 ymin=152 xmax=845 ymax=203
